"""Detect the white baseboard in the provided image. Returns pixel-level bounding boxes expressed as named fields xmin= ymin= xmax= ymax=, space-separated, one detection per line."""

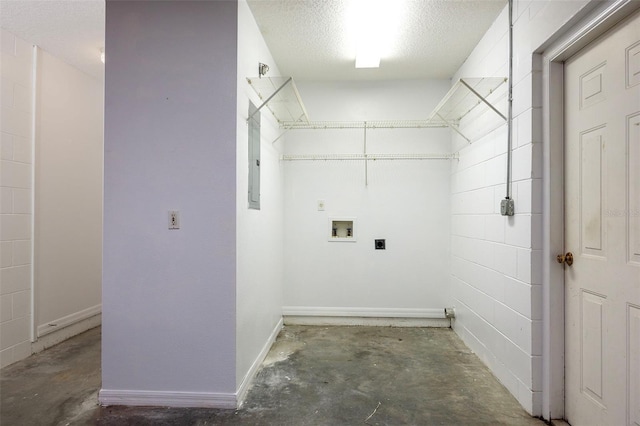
xmin=98 ymin=389 xmax=236 ymax=409
xmin=37 ymin=304 xmax=102 ymax=337
xmin=99 ymin=318 xmax=283 ymax=410
xmin=31 ymin=312 xmax=101 ymax=355
xmin=236 ymin=317 xmax=284 ymax=407
xmin=282 ymin=306 xmax=451 ymax=327
xmin=284 ymin=316 xmax=450 ymax=327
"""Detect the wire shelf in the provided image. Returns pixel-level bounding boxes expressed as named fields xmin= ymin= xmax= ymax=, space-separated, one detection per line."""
xmin=281 ymin=153 xmax=458 ymax=161
xmin=279 ymin=120 xmax=448 ymax=130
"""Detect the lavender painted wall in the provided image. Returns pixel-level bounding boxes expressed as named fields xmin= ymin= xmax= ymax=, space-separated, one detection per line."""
xmin=102 ymin=0 xmax=238 ymax=397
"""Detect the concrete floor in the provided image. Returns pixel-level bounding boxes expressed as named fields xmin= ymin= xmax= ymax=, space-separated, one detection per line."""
xmin=1 ymin=325 xmax=546 ymax=426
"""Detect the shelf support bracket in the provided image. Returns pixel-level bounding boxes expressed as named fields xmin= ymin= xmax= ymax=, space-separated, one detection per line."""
xmin=248 ymin=76 xmax=293 ymax=122
xmin=435 ymin=112 xmax=471 ymax=144
xmin=459 ymin=79 xmax=507 ymax=121
xmin=364 ymin=121 xmax=368 ymax=186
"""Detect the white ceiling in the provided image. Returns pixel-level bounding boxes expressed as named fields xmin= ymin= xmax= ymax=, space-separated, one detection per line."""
xmin=247 ymin=0 xmax=506 ymax=80
xmin=1 ymin=0 xmax=105 ymax=81
xmin=0 ymin=0 xmax=506 ymax=82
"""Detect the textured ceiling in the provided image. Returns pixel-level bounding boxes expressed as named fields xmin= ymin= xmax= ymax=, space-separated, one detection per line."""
xmin=0 ymin=0 xmax=506 ymax=82
xmin=0 ymin=0 xmax=105 ymax=80
xmin=247 ymin=0 xmax=507 ymax=80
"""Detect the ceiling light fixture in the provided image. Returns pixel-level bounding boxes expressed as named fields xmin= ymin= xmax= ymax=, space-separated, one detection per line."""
xmin=355 ymin=47 xmax=380 ymax=69
xmin=349 ymin=0 xmax=403 ymax=69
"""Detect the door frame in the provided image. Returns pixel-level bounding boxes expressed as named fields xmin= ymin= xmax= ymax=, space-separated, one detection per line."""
xmin=540 ymin=0 xmax=640 ymax=420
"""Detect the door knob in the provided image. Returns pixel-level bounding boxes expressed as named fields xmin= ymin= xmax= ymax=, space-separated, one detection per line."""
xmin=557 ymin=252 xmax=574 ymax=266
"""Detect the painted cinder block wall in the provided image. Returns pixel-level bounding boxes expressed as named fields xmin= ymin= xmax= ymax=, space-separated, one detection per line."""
xmin=449 ymin=0 xmax=593 ymax=415
xmin=0 ymin=30 xmax=34 ymax=368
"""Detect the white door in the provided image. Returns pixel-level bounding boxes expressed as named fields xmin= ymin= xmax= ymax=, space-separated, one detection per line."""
xmin=564 ymin=10 xmax=640 ymax=426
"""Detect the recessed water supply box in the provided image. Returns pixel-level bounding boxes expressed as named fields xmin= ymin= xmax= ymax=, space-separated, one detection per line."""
xmin=329 ymin=218 xmax=356 ymax=242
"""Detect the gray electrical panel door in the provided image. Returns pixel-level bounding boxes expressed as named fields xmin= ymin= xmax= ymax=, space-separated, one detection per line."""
xmin=248 ymin=102 xmax=260 ymax=209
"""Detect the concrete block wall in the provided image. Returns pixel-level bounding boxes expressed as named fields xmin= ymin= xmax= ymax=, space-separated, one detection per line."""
xmin=0 ymin=30 xmax=33 ymax=368
xmin=449 ymin=0 xmax=591 ymax=415
xmin=1 ymin=28 xmax=103 ymax=369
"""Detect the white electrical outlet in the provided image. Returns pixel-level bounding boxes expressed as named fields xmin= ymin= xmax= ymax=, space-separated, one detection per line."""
xmin=169 ymin=210 xmax=180 ymax=229
xmin=317 ymin=200 xmax=325 ymax=211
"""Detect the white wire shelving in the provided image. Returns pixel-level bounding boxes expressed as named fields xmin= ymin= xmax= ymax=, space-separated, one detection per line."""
xmin=281 ymin=153 xmax=458 ymax=161
xmin=279 ymin=120 xmax=448 ymax=130
xmin=246 ymin=76 xmax=508 ymax=164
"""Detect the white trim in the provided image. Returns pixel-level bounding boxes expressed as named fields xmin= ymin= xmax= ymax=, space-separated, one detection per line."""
xmin=30 ymin=44 xmax=38 ymax=343
xmin=543 ymin=0 xmax=637 ymax=63
xmin=540 ymin=0 xmax=640 ymax=420
xmin=541 ymin=54 xmax=566 ymax=421
xmin=283 ymin=307 xmax=450 ymax=327
xmin=37 ymin=304 xmax=102 ymax=337
xmin=98 ymin=389 xmax=237 ymax=409
xmin=235 ymin=317 xmax=283 ymax=407
xmin=284 ymin=316 xmax=451 ymax=328
xmin=31 ymin=314 xmax=101 ymax=354
xmin=282 ymin=306 xmax=447 ymax=318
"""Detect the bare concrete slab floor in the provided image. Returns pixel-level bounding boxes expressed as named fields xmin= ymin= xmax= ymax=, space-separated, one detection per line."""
xmin=1 ymin=326 xmax=546 ymax=426
xmin=0 ymin=327 xmax=102 ymax=425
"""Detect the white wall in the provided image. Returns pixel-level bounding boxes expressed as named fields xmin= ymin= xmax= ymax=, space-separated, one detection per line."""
xmin=34 ymin=49 xmax=102 ymax=338
xmin=283 ymin=80 xmax=452 ymax=317
xmin=0 ymin=30 xmax=103 ymax=369
xmin=0 ymin=30 xmax=33 ymax=368
xmin=449 ymin=0 xmax=592 ymax=415
xmin=235 ymin=0 xmax=285 ymax=400
xmin=101 ymin=0 xmax=239 ymax=407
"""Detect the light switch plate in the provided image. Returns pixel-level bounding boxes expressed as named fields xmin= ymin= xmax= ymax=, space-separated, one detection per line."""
xmin=169 ymin=210 xmax=180 ymax=229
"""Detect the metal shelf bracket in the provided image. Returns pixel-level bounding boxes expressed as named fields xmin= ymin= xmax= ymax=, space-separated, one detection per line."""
xmin=247 ymin=76 xmax=310 ymax=124
xmin=428 ymin=77 xmax=508 ymax=143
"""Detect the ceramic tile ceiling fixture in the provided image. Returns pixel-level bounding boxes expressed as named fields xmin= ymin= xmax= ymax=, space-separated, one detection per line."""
xmin=1 ymin=0 xmax=505 ymax=82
